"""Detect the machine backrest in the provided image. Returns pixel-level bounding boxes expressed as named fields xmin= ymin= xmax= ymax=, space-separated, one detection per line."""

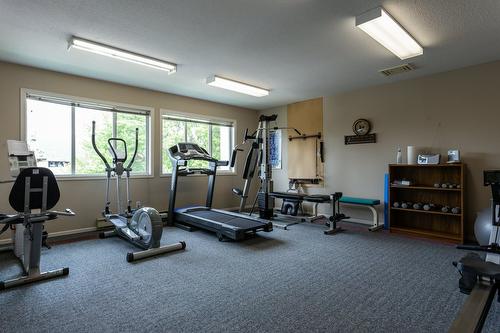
xmin=9 ymin=167 xmax=60 ymax=212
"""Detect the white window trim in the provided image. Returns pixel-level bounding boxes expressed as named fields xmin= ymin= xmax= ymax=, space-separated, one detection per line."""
xmin=20 ymin=88 xmax=155 ymax=180
xmin=159 ymin=109 xmax=237 ymax=177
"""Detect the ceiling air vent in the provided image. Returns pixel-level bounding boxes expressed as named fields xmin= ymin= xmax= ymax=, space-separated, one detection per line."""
xmin=379 ymin=63 xmax=416 ymax=76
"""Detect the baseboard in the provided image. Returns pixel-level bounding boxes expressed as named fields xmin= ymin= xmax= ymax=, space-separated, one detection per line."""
xmin=342 ymin=218 xmax=373 ymax=226
xmin=0 ymin=226 xmax=99 ymax=246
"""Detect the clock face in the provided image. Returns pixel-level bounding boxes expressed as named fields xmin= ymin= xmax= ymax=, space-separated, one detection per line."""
xmin=352 ymin=119 xmax=371 ymax=136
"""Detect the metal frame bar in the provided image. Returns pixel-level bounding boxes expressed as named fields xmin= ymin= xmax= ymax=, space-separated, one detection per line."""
xmin=339 ymin=202 xmax=383 ymax=231
xmin=448 ymin=280 xmax=498 ymax=333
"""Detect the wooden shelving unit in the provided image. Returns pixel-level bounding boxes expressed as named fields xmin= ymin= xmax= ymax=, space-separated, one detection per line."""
xmin=389 ymin=164 xmax=465 ymax=243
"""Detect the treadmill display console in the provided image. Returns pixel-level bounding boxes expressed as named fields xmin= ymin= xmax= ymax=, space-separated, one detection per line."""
xmin=168 ymin=143 xmax=214 ymax=161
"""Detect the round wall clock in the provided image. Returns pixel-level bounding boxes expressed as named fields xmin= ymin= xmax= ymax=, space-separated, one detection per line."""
xmin=352 ymin=119 xmax=371 ymax=136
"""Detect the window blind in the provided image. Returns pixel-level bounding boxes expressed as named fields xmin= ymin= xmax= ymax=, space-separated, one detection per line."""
xmin=26 ymin=93 xmax=150 ymax=116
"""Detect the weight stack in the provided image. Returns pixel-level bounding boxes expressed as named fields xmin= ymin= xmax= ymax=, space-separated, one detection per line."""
xmin=258 ymin=191 xmax=274 ymax=219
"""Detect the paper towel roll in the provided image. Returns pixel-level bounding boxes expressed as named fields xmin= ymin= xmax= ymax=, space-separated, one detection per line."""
xmin=407 ymin=146 xmax=417 ymax=164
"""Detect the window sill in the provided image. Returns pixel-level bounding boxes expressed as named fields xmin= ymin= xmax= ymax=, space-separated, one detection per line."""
xmin=160 ymin=171 xmax=237 ymax=178
xmin=54 ymin=174 xmax=154 ymax=181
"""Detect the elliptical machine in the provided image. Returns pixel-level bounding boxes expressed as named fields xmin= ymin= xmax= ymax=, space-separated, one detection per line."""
xmin=0 ymin=140 xmax=75 ymax=290
xmin=449 ymin=170 xmax=500 ymax=332
xmin=92 ymin=121 xmax=185 ymax=262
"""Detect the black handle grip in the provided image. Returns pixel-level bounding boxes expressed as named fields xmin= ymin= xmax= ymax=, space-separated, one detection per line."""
xmin=230 ymin=149 xmax=238 ymax=167
xmin=126 ymin=128 xmax=139 ymax=169
xmin=92 ymin=121 xmax=111 ymax=169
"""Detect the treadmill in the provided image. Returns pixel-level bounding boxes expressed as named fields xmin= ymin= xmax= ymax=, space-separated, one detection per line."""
xmin=167 ymin=143 xmax=273 ymax=241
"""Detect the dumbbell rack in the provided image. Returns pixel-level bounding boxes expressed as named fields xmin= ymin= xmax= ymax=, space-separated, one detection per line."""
xmin=389 ymin=163 xmax=465 ymax=243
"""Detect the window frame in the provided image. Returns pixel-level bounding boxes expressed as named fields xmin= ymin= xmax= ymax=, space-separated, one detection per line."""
xmin=20 ymin=88 xmax=155 ymax=180
xmin=160 ymin=109 xmax=237 ymax=177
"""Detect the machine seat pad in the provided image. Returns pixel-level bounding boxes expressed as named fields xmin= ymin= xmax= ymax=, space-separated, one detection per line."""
xmin=304 ymin=195 xmax=331 ymax=203
xmin=339 ymin=196 xmax=380 ymax=206
xmin=459 ymin=253 xmax=500 ymax=279
xmin=270 ymin=192 xmax=307 ymax=201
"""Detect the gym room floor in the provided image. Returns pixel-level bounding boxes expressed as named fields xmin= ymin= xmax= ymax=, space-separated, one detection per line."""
xmin=0 ymin=223 xmax=498 ymax=333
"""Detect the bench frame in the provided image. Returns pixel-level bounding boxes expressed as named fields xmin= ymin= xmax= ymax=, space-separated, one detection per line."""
xmin=339 ymin=201 xmax=383 ymax=232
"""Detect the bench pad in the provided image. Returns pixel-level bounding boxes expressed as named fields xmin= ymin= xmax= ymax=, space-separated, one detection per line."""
xmin=339 ymin=196 xmax=380 ymax=206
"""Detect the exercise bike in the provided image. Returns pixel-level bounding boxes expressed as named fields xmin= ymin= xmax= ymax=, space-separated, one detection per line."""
xmin=92 ymin=121 xmax=185 ymax=262
xmin=0 ymin=140 xmax=75 ymax=290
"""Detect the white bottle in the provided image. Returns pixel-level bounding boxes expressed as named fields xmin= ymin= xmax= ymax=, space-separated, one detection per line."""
xmin=396 ymin=147 xmax=402 ymax=164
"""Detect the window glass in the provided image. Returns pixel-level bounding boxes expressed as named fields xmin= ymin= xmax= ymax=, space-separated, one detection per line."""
xmin=74 ymin=107 xmax=113 ymax=175
xmin=162 ymin=119 xmax=185 ymax=173
xmin=161 ymin=115 xmax=233 ymax=174
xmin=25 ymin=92 xmax=151 ymax=177
xmin=186 ymin=121 xmax=210 ymax=169
xmin=116 ymin=113 xmax=148 ymax=174
xmin=26 ymin=99 xmax=72 ymax=175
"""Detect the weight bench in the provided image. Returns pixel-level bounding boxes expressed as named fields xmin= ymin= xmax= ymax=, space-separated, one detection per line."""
xmin=338 ymin=196 xmax=382 ymax=231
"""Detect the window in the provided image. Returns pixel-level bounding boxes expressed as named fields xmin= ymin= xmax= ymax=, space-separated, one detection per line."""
xmin=23 ymin=90 xmax=152 ymax=177
xmin=161 ymin=113 xmax=234 ymax=174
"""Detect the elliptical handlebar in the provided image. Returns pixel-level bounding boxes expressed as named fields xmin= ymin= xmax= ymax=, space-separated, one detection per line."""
xmin=92 ymin=121 xmax=111 ymax=170
xmin=107 ymin=138 xmax=127 ymax=163
xmin=126 ymin=128 xmax=139 ymax=170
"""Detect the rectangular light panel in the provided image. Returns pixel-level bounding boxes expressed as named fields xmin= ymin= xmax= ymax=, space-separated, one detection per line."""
xmin=68 ymin=37 xmax=177 ymax=73
xmin=207 ymin=75 xmax=269 ymax=97
xmin=356 ymin=7 xmax=423 ymax=60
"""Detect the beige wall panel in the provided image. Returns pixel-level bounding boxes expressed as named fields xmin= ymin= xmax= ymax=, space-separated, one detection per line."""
xmin=287 ymin=97 xmax=323 ymax=179
xmin=0 ymin=61 xmax=258 ymax=238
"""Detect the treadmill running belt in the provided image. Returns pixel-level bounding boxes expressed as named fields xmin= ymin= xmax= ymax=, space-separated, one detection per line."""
xmin=188 ymin=210 xmax=263 ymax=229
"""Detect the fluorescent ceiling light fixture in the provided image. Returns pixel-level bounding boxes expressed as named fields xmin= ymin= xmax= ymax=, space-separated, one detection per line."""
xmin=68 ymin=36 xmax=176 ymax=73
xmin=206 ymin=75 xmax=269 ymax=97
xmin=356 ymin=7 xmax=423 ymax=60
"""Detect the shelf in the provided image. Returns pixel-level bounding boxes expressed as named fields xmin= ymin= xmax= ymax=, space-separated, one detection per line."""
xmin=390 ymin=226 xmax=462 ymax=241
xmin=390 ymin=185 xmax=461 ymax=192
xmin=389 ymin=164 xmax=463 ymax=168
xmin=389 ymin=163 xmax=465 ymax=242
xmin=391 ymin=207 xmax=461 ymax=217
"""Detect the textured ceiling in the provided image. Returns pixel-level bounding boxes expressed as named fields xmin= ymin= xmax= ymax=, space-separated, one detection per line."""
xmin=0 ymin=0 xmax=499 ymax=110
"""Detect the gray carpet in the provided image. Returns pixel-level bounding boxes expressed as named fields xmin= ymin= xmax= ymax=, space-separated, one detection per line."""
xmin=0 ymin=222 xmax=498 ymax=333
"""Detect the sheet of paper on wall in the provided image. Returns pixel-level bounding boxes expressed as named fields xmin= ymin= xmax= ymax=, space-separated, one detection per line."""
xmin=288 ymin=138 xmax=318 ymax=179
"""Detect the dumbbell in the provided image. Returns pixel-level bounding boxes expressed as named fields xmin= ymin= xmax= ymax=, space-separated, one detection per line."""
xmin=393 ymin=202 xmax=400 ymax=208
xmin=401 ymin=202 xmax=413 ymax=209
xmin=413 ymin=203 xmax=423 ymax=210
xmin=434 ymin=183 xmax=441 ymax=188
xmin=451 ymin=207 xmax=461 ymax=214
xmin=441 ymin=183 xmax=449 ymax=189
xmin=441 ymin=206 xmax=451 ymax=213
xmin=423 ymin=203 xmax=435 ymax=211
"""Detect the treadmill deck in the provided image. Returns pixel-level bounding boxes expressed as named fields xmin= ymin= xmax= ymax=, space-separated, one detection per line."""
xmin=174 ymin=207 xmax=272 ymax=241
